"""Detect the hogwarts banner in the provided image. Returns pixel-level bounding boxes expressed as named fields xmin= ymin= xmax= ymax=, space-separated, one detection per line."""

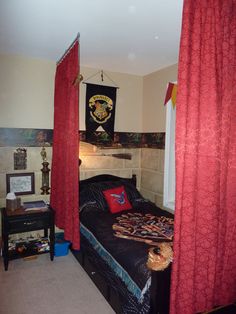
xmin=85 ymin=83 xmax=117 ymax=140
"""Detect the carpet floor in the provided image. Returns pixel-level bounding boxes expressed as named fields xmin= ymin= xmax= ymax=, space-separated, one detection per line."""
xmin=0 ymin=251 xmax=114 ymax=314
xmin=1 ymin=252 xmax=235 ymax=314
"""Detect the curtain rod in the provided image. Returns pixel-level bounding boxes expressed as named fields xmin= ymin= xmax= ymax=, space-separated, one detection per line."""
xmin=57 ymin=33 xmax=80 ymax=65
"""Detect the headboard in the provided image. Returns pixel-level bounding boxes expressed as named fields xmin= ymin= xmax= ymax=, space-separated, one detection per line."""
xmin=79 ymin=174 xmax=137 ymax=192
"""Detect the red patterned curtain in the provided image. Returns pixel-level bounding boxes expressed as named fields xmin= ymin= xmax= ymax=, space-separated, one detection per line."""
xmin=170 ymin=1 xmax=236 ymax=313
xmin=50 ymin=38 xmax=80 ymax=250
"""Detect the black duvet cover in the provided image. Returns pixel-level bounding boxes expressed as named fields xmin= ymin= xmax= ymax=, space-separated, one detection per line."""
xmin=80 ymin=201 xmax=173 ymax=303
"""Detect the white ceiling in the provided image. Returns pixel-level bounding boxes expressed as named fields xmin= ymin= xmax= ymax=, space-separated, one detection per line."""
xmin=0 ymin=0 xmax=183 ymax=76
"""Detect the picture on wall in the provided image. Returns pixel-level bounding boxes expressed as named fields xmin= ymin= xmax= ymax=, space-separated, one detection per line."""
xmin=6 ymin=172 xmax=35 ymax=196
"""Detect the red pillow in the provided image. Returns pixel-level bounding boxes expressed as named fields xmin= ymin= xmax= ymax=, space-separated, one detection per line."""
xmin=103 ymin=185 xmax=132 ymax=213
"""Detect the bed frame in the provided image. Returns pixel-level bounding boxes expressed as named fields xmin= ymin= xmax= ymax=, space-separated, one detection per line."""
xmin=72 ymin=174 xmax=171 ymax=314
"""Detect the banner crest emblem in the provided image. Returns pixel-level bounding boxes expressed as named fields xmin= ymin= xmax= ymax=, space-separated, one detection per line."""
xmin=89 ymin=95 xmax=113 ymax=124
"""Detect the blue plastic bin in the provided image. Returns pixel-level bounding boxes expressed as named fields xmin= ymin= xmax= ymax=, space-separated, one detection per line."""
xmin=54 ymin=232 xmax=71 ymax=257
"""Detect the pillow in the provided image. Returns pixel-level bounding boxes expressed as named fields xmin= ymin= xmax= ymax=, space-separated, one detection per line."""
xmin=103 ymin=185 xmax=132 ymax=213
xmin=80 ymin=181 xmax=122 ymax=211
xmin=80 ymin=185 xmax=107 ymax=210
xmin=79 ymin=179 xmax=144 ymax=211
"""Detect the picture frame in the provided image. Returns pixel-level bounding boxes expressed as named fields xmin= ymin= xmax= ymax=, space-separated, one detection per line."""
xmin=6 ymin=172 xmax=35 ymax=196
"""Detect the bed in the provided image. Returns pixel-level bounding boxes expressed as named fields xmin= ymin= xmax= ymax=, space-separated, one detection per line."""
xmin=72 ymin=174 xmax=174 ymax=314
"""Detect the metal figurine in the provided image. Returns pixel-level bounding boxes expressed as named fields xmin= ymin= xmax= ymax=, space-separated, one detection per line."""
xmin=40 ymin=147 xmax=47 ymax=162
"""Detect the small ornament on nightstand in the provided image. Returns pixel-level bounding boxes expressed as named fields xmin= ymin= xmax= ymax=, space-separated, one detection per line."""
xmin=40 ymin=147 xmax=50 ymax=195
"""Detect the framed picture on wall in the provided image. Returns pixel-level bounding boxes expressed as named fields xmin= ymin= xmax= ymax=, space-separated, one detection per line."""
xmin=6 ymin=172 xmax=35 ymax=196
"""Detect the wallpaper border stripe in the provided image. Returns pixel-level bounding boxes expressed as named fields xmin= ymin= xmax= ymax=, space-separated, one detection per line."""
xmin=0 ymin=128 xmax=165 ymax=149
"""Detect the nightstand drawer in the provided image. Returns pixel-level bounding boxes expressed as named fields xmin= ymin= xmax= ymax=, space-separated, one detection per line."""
xmin=1 ymin=206 xmax=55 ymax=271
xmin=8 ymin=216 xmax=50 ymax=233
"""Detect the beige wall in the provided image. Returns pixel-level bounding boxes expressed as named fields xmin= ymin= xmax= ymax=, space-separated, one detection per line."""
xmin=80 ymin=147 xmax=141 ymax=188
xmin=0 ymin=54 xmax=143 ymax=132
xmin=142 ymin=63 xmax=178 ymax=132
xmin=0 ymin=54 xmax=55 ymax=129
xmin=0 ymin=146 xmax=141 ymax=204
xmin=0 ymin=147 xmax=52 ymax=208
xmin=0 ymin=53 xmax=144 ymax=221
xmin=0 ymin=52 xmax=176 ymax=133
xmin=79 ymin=67 xmax=143 ymax=132
xmin=140 ymin=148 xmax=165 ymax=210
xmin=0 ymin=53 xmax=177 ymax=237
xmin=140 ymin=64 xmax=178 ymax=211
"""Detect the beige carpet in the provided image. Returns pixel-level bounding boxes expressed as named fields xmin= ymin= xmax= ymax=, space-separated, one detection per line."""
xmin=0 ymin=252 xmax=115 ymax=314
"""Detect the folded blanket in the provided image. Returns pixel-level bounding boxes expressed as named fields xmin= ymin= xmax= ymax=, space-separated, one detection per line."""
xmin=113 ymin=212 xmax=174 ymax=244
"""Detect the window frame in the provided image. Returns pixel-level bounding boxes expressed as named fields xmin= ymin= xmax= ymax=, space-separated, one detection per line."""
xmin=163 ymin=98 xmax=176 ymax=213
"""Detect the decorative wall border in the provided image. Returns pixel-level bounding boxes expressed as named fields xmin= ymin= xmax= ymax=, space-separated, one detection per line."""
xmin=0 ymin=128 xmax=53 ymax=147
xmin=0 ymin=128 xmax=165 ymax=149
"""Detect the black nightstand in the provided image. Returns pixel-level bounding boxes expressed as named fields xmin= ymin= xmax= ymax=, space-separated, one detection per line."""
xmin=1 ymin=206 xmax=55 ymax=271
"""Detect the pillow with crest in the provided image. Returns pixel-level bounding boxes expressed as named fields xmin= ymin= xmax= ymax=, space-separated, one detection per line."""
xmin=103 ymin=185 xmax=132 ymax=213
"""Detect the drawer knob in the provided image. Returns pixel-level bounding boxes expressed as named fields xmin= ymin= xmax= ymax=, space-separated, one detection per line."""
xmin=23 ymin=222 xmax=36 ymax=226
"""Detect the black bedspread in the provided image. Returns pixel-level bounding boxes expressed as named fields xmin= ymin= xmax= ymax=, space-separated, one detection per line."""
xmin=80 ymin=201 xmax=173 ymax=302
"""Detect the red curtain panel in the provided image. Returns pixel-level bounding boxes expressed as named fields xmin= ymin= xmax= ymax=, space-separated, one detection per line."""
xmin=170 ymin=1 xmax=236 ymax=313
xmin=50 ymin=39 xmax=80 ymax=250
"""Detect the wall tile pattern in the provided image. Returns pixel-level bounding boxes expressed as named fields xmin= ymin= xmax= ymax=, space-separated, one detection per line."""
xmin=0 ymin=146 xmax=166 ymax=235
